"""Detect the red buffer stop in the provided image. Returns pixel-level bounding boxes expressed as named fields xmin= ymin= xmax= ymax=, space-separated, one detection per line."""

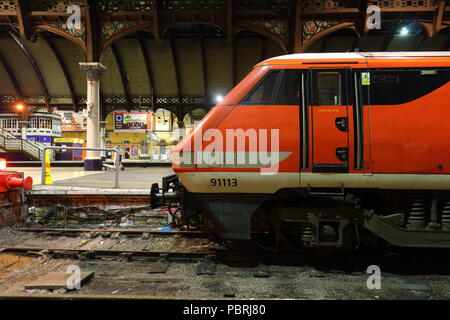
xmin=0 ymin=173 xmax=33 ymax=192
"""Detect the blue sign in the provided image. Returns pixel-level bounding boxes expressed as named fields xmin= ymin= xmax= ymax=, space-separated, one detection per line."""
xmin=38 ymin=136 xmax=52 ymax=143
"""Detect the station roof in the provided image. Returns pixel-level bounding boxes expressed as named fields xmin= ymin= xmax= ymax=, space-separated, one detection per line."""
xmin=0 ymin=1 xmax=449 ymax=119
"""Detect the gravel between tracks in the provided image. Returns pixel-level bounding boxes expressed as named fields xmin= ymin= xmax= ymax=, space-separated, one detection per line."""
xmin=1 ymin=227 xmax=450 ymax=299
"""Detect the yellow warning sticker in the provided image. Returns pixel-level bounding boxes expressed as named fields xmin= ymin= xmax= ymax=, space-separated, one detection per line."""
xmin=362 ymin=72 xmax=370 ymax=85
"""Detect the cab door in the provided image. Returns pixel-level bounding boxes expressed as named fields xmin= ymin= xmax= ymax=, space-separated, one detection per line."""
xmin=308 ymin=69 xmax=350 ymax=173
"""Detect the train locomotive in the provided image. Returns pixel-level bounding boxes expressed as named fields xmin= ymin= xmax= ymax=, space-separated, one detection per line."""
xmin=152 ymin=52 xmax=450 ymax=253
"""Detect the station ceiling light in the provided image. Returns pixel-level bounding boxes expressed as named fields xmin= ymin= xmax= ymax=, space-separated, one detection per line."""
xmin=400 ymin=27 xmax=409 ymax=36
xmin=14 ymin=103 xmax=26 ymax=112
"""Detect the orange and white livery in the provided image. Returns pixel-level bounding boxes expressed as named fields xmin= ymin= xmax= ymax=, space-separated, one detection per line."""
xmin=154 ymin=52 xmax=450 ymax=249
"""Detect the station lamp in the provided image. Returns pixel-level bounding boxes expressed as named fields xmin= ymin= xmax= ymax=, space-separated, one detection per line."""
xmin=13 ymin=102 xmax=28 ymax=120
xmin=14 ymin=102 xmax=27 ymax=113
xmin=400 ymin=27 xmax=409 ymax=36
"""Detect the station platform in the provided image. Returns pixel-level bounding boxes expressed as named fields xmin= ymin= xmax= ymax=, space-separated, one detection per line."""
xmin=14 ymin=167 xmax=174 ymax=191
xmin=6 ymin=160 xmax=172 ymax=168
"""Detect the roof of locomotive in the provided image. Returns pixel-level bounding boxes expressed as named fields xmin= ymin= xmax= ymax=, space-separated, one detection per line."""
xmin=258 ymin=52 xmax=450 ymax=66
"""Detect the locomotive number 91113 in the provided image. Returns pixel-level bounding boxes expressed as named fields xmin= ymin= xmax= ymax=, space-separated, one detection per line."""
xmin=210 ymin=178 xmax=238 ymax=187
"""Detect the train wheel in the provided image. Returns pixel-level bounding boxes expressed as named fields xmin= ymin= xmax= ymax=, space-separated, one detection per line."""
xmin=295 ymin=241 xmax=339 ymax=256
xmin=291 ymin=222 xmax=339 ymax=256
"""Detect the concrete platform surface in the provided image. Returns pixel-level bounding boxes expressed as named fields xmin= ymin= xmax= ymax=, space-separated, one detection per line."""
xmin=28 ymin=186 xmax=151 ymax=195
xmin=14 ymin=167 xmax=174 ymax=190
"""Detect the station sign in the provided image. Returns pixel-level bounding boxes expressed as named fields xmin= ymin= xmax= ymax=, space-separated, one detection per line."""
xmin=56 ymin=110 xmax=87 ymax=131
xmin=114 ymin=112 xmax=153 ymax=132
xmin=54 ymin=138 xmax=84 ymax=144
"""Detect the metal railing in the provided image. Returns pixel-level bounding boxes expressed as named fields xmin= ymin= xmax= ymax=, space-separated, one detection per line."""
xmin=41 ymin=146 xmax=121 ymax=188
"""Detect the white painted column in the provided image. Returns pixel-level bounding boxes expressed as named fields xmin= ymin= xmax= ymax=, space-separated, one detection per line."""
xmin=18 ymin=121 xmax=28 ymax=140
xmin=79 ymin=62 xmax=106 ymax=171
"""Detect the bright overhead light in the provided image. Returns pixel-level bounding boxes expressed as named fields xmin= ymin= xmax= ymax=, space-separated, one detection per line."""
xmin=215 ymin=95 xmax=223 ymax=103
xmin=15 ymin=104 xmax=25 ymax=111
xmin=400 ymin=27 xmax=409 ymax=36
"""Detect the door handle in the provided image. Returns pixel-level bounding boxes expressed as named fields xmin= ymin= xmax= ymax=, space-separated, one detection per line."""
xmin=335 ymin=117 xmax=348 ymax=132
xmin=336 ymin=147 xmax=349 ymax=162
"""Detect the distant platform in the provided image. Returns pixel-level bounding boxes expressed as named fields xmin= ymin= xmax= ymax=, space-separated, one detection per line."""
xmin=6 ymin=160 xmax=172 ymax=167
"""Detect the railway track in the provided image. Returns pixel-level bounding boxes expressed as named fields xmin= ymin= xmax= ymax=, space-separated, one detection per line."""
xmin=0 ymin=246 xmax=212 ymax=260
xmin=3 ymin=244 xmax=450 ymax=300
xmin=0 ymin=243 xmax=382 ymax=271
xmin=8 ymin=227 xmax=450 ymax=273
xmin=0 ymin=227 xmax=275 ymax=267
xmin=3 ymin=232 xmax=450 ymax=299
xmin=15 ymin=227 xmax=208 ymax=237
xmin=0 ymin=245 xmax=272 ymax=268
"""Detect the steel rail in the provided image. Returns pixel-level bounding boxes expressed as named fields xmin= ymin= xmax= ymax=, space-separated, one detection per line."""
xmin=15 ymin=227 xmax=207 ymax=236
xmin=14 ymin=228 xmax=269 ymax=237
xmin=0 ymin=247 xmax=213 ymax=260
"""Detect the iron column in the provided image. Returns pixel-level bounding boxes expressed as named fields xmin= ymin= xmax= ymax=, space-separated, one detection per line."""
xmin=79 ymin=62 xmax=106 ymax=171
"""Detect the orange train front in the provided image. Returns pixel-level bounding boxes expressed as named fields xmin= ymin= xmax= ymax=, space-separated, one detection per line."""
xmin=152 ymin=52 xmax=450 ymax=252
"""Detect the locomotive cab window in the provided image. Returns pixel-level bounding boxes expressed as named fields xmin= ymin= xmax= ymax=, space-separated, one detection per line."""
xmin=241 ymin=70 xmax=281 ymax=105
xmin=274 ymin=70 xmax=302 ymax=105
xmin=313 ymin=71 xmax=343 ymax=106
